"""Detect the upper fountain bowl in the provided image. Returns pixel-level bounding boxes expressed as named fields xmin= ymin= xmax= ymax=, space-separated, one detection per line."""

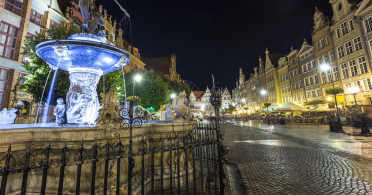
xmin=35 ymin=33 xmax=130 ymax=75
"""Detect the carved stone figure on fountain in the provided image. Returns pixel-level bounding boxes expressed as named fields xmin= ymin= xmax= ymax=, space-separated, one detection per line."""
xmin=66 ymin=72 xmax=100 ymax=125
xmin=0 ymin=108 xmax=17 ymax=124
xmin=97 ymin=88 xmax=121 ymax=124
xmin=165 ymin=103 xmax=172 ymax=120
xmin=172 ymin=90 xmax=190 ymax=122
xmin=54 ymin=98 xmax=66 ymax=125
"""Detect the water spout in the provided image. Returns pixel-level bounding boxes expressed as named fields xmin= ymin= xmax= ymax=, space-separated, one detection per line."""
xmin=41 ymin=68 xmax=59 ymax=123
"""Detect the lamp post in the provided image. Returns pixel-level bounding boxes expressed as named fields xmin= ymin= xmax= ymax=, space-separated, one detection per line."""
xmin=170 ymin=93 xmax=176 ymax=103
xmin=320 ymin=64 xmax=343 ymax=132
xmin=133 ymin=75 xmax=142 ymax=96
xmin=261 ymin=90 xmax=269 ymax=124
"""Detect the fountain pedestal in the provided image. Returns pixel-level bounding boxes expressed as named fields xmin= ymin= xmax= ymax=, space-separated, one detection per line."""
xmin=66 ymin=69 xmax=100 ymax=125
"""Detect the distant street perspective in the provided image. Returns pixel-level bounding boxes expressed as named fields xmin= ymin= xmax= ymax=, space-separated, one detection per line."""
xmin=222 ymin=119 xmax=372 ymax=194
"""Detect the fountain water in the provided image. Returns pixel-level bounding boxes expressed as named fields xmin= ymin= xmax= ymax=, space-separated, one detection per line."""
xmin=41 ymin=68 xmax=58 ymax=123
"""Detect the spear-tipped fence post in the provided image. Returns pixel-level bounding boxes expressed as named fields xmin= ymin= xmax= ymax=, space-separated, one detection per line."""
xmin=58 ymin=140 xmax=69 ymax=195
xmin=20 ymin=143 xmax=34 ymax=195
xmin=115 ymin=135 xmax=124 ymax=195
xmin=90 ymin=139 xmax=100 ymax=195
xmin=75 ymin=139 xmax=86 ymax=195
xmin=103 ymin=137 xmax=113 ymax=195
xmin=0 ymin=145 xmax=16 ymax=195
xmin=41 ymin=142 xmax=54 ymax=195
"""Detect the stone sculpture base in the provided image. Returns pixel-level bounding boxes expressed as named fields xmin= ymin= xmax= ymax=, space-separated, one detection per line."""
xmin=66 ymin=69 xmax=100 ymax=125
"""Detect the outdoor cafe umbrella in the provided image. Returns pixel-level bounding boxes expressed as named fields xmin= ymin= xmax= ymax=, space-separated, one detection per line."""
xmin=276 ymin=102 xmax=304 ymax=111
xmin=309 ymin=105 xmax=335 ymax=112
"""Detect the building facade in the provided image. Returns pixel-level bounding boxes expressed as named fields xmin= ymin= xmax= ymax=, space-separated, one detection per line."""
xmin=299 ymin=40 xmax=323 ymax=103
xmin=330 ymin=0 xmax=371 ymax=107
xmin=0 ymin=0 xmax=145 ymax=112
xmin=278 ymin=57 xmax=291 ymax=103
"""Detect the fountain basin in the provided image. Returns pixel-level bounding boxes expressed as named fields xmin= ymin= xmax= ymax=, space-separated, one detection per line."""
xmin=35 ymin=34 xmax=130 ymax=75
xmin=35 ymin=33 xmax=131 ymax=125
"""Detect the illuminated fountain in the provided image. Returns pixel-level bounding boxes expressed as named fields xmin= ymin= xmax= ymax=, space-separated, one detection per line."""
xmin=35 ymin=4 xmax=130 ymax=125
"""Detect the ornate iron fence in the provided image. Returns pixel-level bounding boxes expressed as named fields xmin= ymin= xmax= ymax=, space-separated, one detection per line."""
xmin=0 ymin=99 xmax=228 ymax=194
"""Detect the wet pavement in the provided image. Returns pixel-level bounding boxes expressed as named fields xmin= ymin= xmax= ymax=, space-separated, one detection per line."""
xmin=222 ymin=120 xmax=372 ymax=195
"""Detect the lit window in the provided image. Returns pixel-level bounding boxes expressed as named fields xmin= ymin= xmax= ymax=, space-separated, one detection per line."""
xmin=5 ymin=0 xmax=22 ymax=15
xmin=30 ymin=9 xmax=42 ymax=26
xmin=353 ymin=37 xmax=363 ymax=51
xmin=344 ymin=41 xmax=353 ymax=55
xmin=349 ymin=20 xmax=354 ymax=31
xmin=50 ymin=20 xmax=60 ymax=28
xmin=341 ymin=22 xmax=349 ymax=35
xmin=0 ymin=68 xmax=9 ymax=110
xmin=318 ymin=56 xmax=323 ymax=65
xmin=321 ymin=71 xmax=326 ymax=84
xmin=314 ymin=75 xmax=319 ymax=84
xmin=317 ymin=89 xmax=321 ymax=96
xmin=336 ymin=28 xmax=341 ymax=38
xmin=337 ymin=45 xmax=345 ymax=58
xmin=364 ymin=17 xmax=372 ymax=33
xmin=349 ymin=59 xmax=358 ymax=77
xmin=323 ymin=54 xmax=329 ymax=64
xmin=362 ymin=78 xmax=372 ymax=91
xmin=333 ymin=67 xmax=339 ymax=81
xmin=330 ymin=50 xmax=335 ymax=62
xmin=358 ymin=56 xmax=368 ymax=74
xmin=327 ymin=69 xmax=332 ymax=82
xmin=321 ymin=38 xmax=325 ymax=48
xmin=312 ymin=91 xmax=316 ymax=97
xmin=310 ymin=77 xmax=314 ymax=85
xmin=0 ymin=22 xmax=18 ymax=59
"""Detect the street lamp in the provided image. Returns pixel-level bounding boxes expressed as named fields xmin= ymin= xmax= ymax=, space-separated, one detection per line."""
xmin=241 ymin=98 xmax=246 ymax=103
xmin=170 ymin=93 xmax=176 ymax=103
xmin=133 ymin=75 xmax=142 ymax=96
xmin=320 ymin=63 xmax=343 ymax=132
xmin=260 ymin=89 xmax=270 ymax=124
xmin=348 ymin=86 xmax=359 ymax=106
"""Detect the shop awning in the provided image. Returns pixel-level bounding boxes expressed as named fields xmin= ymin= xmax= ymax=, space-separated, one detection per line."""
xmin=303 ymin=100 xmax=323 ymax=106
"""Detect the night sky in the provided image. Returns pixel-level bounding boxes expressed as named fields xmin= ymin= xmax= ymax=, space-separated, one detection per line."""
xmin=97 ymin=0 xmax=333 ymax=92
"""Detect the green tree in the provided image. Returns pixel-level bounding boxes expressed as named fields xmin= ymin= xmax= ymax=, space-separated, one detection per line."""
xmin=223 ymin=104 xmax=236 ymax=114
xmin=20 ymin=25 xmax=80 ymax=105
xmin=161 ymin=74 xmax=191 ymax=102
xmin=118 ymin=69 xmax=169 ymax=111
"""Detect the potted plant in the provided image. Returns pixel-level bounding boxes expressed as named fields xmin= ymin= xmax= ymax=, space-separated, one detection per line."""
xmin=325 ymin=87 xmax=344 ymax=95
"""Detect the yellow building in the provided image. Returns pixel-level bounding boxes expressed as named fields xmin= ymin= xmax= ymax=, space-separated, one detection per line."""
xmin=264 ymin=48 xmax=283 ymax=105
xmin=312 ymin=7 xmax=345 ymax=108
xmin=288 ymin=48 xmax=306 ymax=105
xmin=330 ymin=0 xmax=372 ymax=107
xmin=278 ymin=57 xmax=290 ymax=104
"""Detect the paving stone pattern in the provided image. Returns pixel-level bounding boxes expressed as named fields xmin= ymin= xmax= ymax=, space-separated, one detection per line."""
xmin=222 ymin=122 xmax=372 ymax=195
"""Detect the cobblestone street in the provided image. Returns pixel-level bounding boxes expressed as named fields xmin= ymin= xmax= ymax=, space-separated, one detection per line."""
xmin=222 ymin=120 xmax=372 ymax=195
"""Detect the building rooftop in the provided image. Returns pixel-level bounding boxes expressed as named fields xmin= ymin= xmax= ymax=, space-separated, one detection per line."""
xmin=192 ymin=91 xmax=205 ymax=101
xmin=143 ymin=57 xmax=171 ymax=75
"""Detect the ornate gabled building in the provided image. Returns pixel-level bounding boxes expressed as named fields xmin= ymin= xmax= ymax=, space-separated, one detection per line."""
xmin=221 ymin=87 xmax=232 ymax=109
xmin=264 ymin=48 xmax=283 ymax=105
xmin=299 ymin=39 xmax=322 ymax=104
xmin=288 ymin=47 xmax=304 ymax=105
xmin=143 ymin=54 xmax=181 ymax=82
xmin=330 ymin=0 xmax=371 ymax=107
xmin=278 ymin=56 xmax=290 ymax=103
xmin=312 ymin=7 xmax=344 ymax=107
xmin=189 ymin=86 xmax=217 ymax=116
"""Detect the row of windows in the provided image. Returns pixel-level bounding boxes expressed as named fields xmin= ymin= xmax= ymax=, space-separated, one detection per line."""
xmin=306 ymin=89 xmax=322 ymax=98
xmin=299 ymin=50 xmax=314 ymax=61
xmin=304 ymin=74 xmax=319 ymax=87
xmin=318 ymin=51 xmax=335 ymax=66
xmin=340 ymin=56 xmax=368 ymax=79
xmin=344 ymin=79 xmax=372 ymax=93
xmin=335 ymin=20 xmax=354 ymax=39
xmin=279 ymin=72 xmax=288 ymax=82
xmin=316 ymin=36 xmax=329 ymax=50
xmin=281 ymin=84 xmax=290 ymax=94
xmin=301 ymin=60 xmax=316 ymax=73
xmin=337 ymin=37 xmax=363 ymax=59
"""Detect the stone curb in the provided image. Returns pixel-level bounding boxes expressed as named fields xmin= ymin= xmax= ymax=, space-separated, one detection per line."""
xmin=236 ymin=163 xmax=249 ymax=195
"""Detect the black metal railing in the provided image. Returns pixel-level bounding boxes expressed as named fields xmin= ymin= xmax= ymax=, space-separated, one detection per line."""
xmin=0 ymin=100 xmax=228 ymax=195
